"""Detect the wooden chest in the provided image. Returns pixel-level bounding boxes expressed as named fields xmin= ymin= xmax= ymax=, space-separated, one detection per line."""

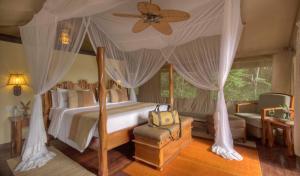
xmin=133 ymin=116 xmax=193 ymax=170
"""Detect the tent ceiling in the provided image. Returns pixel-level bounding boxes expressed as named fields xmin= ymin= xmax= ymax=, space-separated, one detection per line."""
xmin=87 ymin=0 xmax=223 ymax=51
xmin=0 ymin=0 xmax=299 ymax=57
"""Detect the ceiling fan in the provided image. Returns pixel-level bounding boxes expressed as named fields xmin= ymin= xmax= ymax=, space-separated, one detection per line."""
xmin=113 ymin=0 xmax=190 ymax=35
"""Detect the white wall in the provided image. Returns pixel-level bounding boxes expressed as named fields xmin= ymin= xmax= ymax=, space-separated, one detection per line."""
xmin=62 ymin=53 xmax=98 ymax=82
xmin=0 ymin=40 xmax=97 ymax=144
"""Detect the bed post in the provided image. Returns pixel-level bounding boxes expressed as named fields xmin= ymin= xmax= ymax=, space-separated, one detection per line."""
xmin=42 ymin=91 xmax=51 ymax=145
xmin=169 ymin=64 xmax=174 ymax=108
xmin=96 ymin=47 xmax=108 ymax=176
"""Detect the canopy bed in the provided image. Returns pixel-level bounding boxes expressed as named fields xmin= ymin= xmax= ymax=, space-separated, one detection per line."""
xmin=44 ymin=79 xmax=169 ymax=153
xmin=16 ymin=0 xmax=243 ymax=175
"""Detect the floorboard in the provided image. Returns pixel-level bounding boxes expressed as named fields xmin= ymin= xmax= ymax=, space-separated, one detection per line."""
xmin=0 ymin=137 xmax=299 ymax=176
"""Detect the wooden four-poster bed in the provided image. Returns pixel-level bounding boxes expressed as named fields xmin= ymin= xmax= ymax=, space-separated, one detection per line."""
xmin=42 ymin=47 xmax=175 ymax=176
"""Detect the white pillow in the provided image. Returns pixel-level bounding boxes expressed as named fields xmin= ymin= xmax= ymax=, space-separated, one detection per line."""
xmin=50 ymin=90 xmax=59 ymax=108
xmin=57 ymin=88 xmax=69 ymax=108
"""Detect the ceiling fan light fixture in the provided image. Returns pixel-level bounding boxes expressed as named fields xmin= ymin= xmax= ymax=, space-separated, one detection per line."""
xmin=143 ymin=14 xmax=162 ymax=23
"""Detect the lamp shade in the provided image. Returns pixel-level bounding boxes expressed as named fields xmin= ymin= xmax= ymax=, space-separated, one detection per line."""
xmin=7 ymin=74 xmax=27 ymax=86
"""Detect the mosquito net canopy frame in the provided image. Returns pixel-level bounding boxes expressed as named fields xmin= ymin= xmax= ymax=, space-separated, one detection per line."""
xmin=16 ymin=0 xmax=243 ymax=172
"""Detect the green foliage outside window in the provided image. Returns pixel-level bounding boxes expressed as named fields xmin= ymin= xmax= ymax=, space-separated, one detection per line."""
xmin=224 ymin=66 xmax=272 ymax=101
xmin=160 ymin=65 xmax=272 ymax=101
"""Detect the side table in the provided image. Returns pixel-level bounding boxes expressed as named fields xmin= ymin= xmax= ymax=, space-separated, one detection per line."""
xmin=9 ymin=115 xmax=30 ymax=157
xmin=266 ymin=117 xmax=294 ymax=156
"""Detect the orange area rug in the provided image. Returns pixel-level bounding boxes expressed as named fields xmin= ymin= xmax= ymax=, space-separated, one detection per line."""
xmin=123 ymin=138 xmax=262 ymax=176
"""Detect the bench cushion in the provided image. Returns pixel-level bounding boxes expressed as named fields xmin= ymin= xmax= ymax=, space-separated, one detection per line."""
xmin=133 ymin=116 xmax=193 ymax=143
xmin=235 ymin=112 xmax=262 ymax=128
xmin=179 ymin=112 xmax=209 ymax=123
xmin=228 ymin=115 xmax=246 ymax=128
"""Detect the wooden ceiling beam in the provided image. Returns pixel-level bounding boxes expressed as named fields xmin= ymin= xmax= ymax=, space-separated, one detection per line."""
xmin=0 ymin=33 xmax=96 ymax=56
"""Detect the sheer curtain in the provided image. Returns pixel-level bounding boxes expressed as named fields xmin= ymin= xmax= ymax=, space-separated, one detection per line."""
xmin=88 ymin=21 xmax=166 ymax=101
xmin=16 ymin=16 xmax=88 ymax=171
xmin=167 ymin=0 xmax=243 ymax=160
xmin=212 ymin=0 xmax=243 ymax=160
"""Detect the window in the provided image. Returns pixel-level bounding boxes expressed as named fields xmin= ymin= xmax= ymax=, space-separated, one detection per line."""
xmin=159 ymin=61 xmax=272 ymax=102
xmin=160 ymin=71 xmax=197 ymax=98
xmin=224 ymin=66 xmax=272 ymax=101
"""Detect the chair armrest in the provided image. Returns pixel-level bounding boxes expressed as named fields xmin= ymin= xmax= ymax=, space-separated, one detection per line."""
xmin=260 ymin=106 xmax=293 ymax=120
xmin=261 ymin=107 xmax=283 ymax=111
xmin=261 ymin=107 xmax=295 ymax=121
xmin=236 ymin=101 xmax=258 ymax=113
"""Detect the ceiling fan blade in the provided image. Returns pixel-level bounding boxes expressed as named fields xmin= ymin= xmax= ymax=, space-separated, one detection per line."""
xmin=137 ymin=2 xmax=160 ymax=14
xmin=113 ymin=13 xmax=143 ymax=18
xmin=132 ymin=19 xmax=150 ymax=33
xmin=152 ymin=21 xmax=172 ymax=35
xmin=160 ymin=10 xmax=190 ymax=22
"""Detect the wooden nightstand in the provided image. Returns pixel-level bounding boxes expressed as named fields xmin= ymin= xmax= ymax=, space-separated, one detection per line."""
xmin=9 ymin=115 xmax=30 ymax=157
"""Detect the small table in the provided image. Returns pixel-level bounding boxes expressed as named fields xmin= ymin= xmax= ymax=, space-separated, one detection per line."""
xmin=266 ymin=117 xmax=294 ymax=156
xmin=9 ymin=115 xmax=30 ymax=157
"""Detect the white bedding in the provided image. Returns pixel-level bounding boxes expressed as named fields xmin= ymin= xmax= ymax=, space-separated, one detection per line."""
xmin=48 ymin=101 xmax=167 ymax=152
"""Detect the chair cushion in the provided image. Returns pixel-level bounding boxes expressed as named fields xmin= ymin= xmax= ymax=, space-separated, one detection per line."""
xmin=133 ymin=116 xmax=193 ymax=142
xmin=258 ymin=93 xmax=291 ymax=113
xmin=234 ymin=112 xmax=262 ymax=128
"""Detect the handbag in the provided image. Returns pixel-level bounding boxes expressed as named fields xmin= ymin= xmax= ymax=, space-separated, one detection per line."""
xmin=148 ymin=104 xmax=182 ymax=140
xmin=149 ymin=104 xmax=180 ymax=126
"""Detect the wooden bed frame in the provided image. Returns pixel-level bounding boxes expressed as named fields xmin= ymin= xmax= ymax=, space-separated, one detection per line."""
xmin=42 ymin=47 xmax=174 ymax=176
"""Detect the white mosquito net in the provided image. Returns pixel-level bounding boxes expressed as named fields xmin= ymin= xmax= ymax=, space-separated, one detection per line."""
xmin=17 ymin=0 xmax=243 ymax=171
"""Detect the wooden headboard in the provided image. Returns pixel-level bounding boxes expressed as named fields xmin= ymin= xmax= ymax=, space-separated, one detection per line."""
xmin=107 ymin=80 xmax=122 ymax=89
xmin=42 ymin=79 xmax=124 ymax=129
xmin=42 ymin=80 xmax=98 ymax=130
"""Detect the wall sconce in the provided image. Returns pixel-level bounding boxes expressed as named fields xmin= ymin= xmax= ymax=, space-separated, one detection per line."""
xmin=7 ymin=74 xmax=27 ymax=96
xmin=59 ymin=28 xmax=71 ymax=45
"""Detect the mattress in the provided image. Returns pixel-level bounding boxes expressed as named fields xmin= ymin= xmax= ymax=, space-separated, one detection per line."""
xmin=48 ymin=101 xmax=167 ymax=152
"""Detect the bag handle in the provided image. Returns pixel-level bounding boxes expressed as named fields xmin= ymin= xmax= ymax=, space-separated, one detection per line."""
xmin=156 ymin=104 xmax=172 ymax=111
xmin=171 ymin=111 xmax=175 ymax=125
xmin=155 ymin=104 xmax=162 ymax=126
xmin=154 ymin=104 xmax=160 ymax=112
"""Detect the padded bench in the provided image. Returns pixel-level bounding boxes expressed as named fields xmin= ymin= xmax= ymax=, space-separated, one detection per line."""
xmin=133 ymin=116 xmax=193 ymax=170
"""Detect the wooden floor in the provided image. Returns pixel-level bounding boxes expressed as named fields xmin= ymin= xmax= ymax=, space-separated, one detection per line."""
xmin=1 ymin=137 xmax=300 ymax=176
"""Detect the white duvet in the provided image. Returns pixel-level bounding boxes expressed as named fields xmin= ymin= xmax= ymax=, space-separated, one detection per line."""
xmin=48 ymin=101 xmax=167 ymax=152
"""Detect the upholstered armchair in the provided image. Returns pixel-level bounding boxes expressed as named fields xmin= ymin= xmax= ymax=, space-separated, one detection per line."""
xmin=235 ymin=93 xmax=294 ymax=144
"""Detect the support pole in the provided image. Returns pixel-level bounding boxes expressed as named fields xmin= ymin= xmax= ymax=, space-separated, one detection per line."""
xmin=96 ymin=47 xmax=108 ymax=176
xmin=169 ymin=64 xmax=174 ymax=109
